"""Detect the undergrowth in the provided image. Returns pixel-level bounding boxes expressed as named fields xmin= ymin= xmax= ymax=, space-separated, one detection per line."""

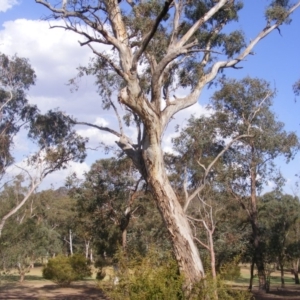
xmin=99 ymin=247 xmax=252 ymax=300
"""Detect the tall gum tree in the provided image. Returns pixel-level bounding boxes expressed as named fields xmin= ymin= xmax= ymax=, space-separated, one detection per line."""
xmin=35 ymin=0 xmax=300 ymax=288
xmin=209 ymin=77 xmax=299 ymax=291
xmin=0 ymin=53 xmax=87 ymax=236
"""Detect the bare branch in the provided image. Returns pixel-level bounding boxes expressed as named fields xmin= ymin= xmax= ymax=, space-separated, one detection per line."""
xmin=87 ymin=45 xmax=126 ymax=79
xmin=132 ymin=0 xmax=173 ymax=72
xmin=35 ymin=0 xmax=123 ymax=51
xmin=193 ymin=236 xmax=210 ymax=251
xmin=110 ymin=100 xmax=124 ymax=136
xmin=184 ymin=133 xmax=254 ymax=212
xmin=177 ymin=0 xmax=229 ymax=48
xmin=70 ymin=118 xmax=121 ymax=138
xmin=169 ymin=0 xmax=183 ymax=46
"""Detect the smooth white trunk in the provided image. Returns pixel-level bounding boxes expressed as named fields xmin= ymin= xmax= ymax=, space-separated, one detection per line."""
xmin=143 ymin=141 xmax=204 ymax=288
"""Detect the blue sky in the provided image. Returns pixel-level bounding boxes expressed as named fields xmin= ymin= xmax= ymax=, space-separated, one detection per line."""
xmin=1 ymin=0 xmax=300 ymax=193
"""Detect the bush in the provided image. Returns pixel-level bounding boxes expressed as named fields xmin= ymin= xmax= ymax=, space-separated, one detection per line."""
xmin=100 ymin=247 xmax=184 ymax=300
xmin=100 ymin=247 xmax=252 ymax=300
xmin=69 ymin=253 xmax=92 ymax=280
xmin=43 ymin=254 xmax=91 ymax=286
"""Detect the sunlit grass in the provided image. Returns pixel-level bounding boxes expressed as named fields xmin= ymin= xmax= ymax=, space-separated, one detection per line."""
xmin=232 ymin=265 xmax=296 ymax=287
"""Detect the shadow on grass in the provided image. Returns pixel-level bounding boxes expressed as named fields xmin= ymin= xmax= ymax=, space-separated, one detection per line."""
xmin=234 ymin=275 xmax=296 ymax=285
xmin=0 ymin=274 xmax=44 ymax=282
xmin=0 ymin=281 xmax=109 ymax=299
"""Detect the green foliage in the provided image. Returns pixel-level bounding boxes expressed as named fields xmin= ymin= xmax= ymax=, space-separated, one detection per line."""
xmin=265 ymin=0 xmax=291 ymax=23
xmin=69 ymin=253 xmax=92 ymax=279
xmin=43 ymin=254 xmax=91 ymax=286
xmin=191 ymin=275 xmax=252 ymax=300
xmin=101 ymin=247 xmax=251 ymax=300
xmin=219 ymin=256 xmax=241 ymax=282
xmin=101 ymin=247 xmax=184 ymax=300
xmin=43 ymin=255 xmax=76 ymax=286
xmin=293 ymin=79 xmax=300 ymax=96
xmin=69 ymin=157 xmax=169 ymax=260
xmin=0 ymin=52 xmax=37 ymax=174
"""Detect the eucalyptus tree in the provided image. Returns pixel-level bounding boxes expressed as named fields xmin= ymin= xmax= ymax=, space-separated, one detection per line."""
xmin=208 ymin=77 xmax=299 ymax=291
xmin=0 ymin=53 xmax=37 ymax=177
xmin=70 ymin=158 xmax=168 ymax=260
xmin=260 ymin=192 xmax=300 ymax=288
xmin=0 ymin=182 xmax=65 ymax=282
xmin=0 ymin=52 xmax=87 ymax=236
xmin=35 ymin=0 xmax=300 ymax=287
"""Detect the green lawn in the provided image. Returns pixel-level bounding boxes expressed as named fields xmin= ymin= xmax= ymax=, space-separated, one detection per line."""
xmin=233 ymin=265 xmax=296 ymax=287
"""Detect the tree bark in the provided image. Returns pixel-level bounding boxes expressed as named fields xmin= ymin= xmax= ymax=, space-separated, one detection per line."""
xmin=250 ymin=143 xmax=266 ymax=292
xmin=252 ymin=223 xmax=266 ymax=291
xmin=69 ymin=229 xmax=73 ymax=256
xmin=279 ymin=262 xmax=285 ymax=288
xmin=19 ymin=272 xmax=25 ymax=283
xmin=208 ymin=231 xmax=217 ymax=280
xmin=90 ymin=248 xmax=94 ymax=263
xmin=85 ymin=239 xmax=90 ymax=260
xmin=142 ymin=141 xmax=205 ymax=290
xmin=122 ymin=228 xmax=127 ymax=250
xmin=249 ymin=257 xmax=255 ymax=291
xmin=292 ymin=260 xmax=300 ymax=284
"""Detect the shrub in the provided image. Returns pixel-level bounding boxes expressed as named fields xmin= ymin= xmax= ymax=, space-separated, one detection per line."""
xmin=100 ymin=247 xmax=184 ymax=300
xmin=100 ymin=247 xmax=253 ymax=300
xmin=69 ymin=253 xmax=92 ymax=280
xmin=43 ymin=254 xmax=91 ymax=286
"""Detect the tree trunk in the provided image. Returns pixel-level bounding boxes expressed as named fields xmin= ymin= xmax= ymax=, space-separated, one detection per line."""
xmin=17 ymin=263 xmax=25 ymax=283
xmin=294 ymin=272 xmax=300 ymax=284
xmin=250 ymin=146 xmax=267 ymax=292
xmin=280 ymin=262 xmax=285 ymax=288
xmin=122 ymin=228 xmax=127 ymax=249
xmin=69 ymin=229 xmax=73 ymax=255
xmin=255 ymin=253 xmax=266 ymax=290
xmin=249 ymin=257 xmax=255 ymax=291
xmin=253 ymin=238 xmax=266 ymax=291
xmin=19 ymin=272 xmax=25 ymax=283
xmin=85 ymin=239 xmax=90 ymax=260
xmin=209 ymin=231 xmax=217 ymax=280
xmin=143 ymin=142 xmax=205 ymax=290
xmin=251 ymin=219 xmax=266 ymax=291
xmin=90 ymin=248 xmax=94 ymax=263
xmin=292 ymin=260 xmax=300 ymax=284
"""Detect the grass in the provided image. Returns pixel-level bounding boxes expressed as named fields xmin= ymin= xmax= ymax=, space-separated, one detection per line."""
xmin=0 ymin=266 xmax=98 ymax=284
xmin=233 ymin=265 xmax=296 ymax=287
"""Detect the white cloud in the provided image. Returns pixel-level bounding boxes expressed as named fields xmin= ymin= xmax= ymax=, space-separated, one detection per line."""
xmin=0 ymin=0 xmax=18 ymax=12
xmin=0 ymin=19 xmax=100 ymax=113
xmin=95 ymin=117 xmax=109 ymax=127
xmin=77 ymin=127 xmax=117 ymax=147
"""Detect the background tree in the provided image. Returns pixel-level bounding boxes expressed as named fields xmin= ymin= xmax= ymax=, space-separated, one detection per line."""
xmin=69 ymin=158 xmax=169 ymax=264
xmin=35 ymin=0 xmax=300 ymax=288
xmin=0 ymin=52 xmax=87 ymax=237
xmin=208 ymin=77 xmax=299 ymax=291
xmin=0 ymin=181 xmax=65 ymax=282
xmin=260 ymin=191 xmax=300 ymax=288
xmin=0 ymin=53 xmax=37 ymax=177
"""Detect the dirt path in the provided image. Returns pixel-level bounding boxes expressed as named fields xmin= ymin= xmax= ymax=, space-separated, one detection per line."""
xmin=0 ymin=281 xmax=109 ymax=300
